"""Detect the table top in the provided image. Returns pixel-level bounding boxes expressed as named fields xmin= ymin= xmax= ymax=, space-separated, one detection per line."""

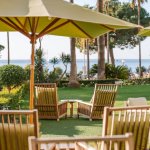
xmin=61 ymin=99 xmax=82 ymax=103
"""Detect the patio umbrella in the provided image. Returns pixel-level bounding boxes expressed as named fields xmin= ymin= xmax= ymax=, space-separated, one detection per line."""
xmin=0 ymin=0 xmax=141 ymax=110
xmin=138 ymin=26 xmax=150 ymax=36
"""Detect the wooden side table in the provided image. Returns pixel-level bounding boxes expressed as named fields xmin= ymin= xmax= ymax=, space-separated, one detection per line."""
xmin=61 ymin=99 xmax=82 ymax=117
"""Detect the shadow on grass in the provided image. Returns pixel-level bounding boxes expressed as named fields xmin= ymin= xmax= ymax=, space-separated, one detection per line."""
xmin=40 ymin=118 xmax=102 ymax=137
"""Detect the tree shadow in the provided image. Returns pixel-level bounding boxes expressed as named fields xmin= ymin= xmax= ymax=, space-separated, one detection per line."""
xmin=40 ymin=118 xmax=102 ymax=137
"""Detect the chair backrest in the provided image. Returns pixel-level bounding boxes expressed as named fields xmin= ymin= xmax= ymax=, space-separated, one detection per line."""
xmin=0 ymin=109 xmax=39 ymax=150
xmin=34 ymin=83 xmax=60 ymax=119
xmin=102 ymin=106 xmax=150 ymax=150
xmin=90 ymin=84 xmax=118 ymax=119
xmin=126 ymin=97 xmax=147 ymax=106
xmin=28 ymin=133 xmax=134 ymax=150
xmin=35 ymin=83 xmax=58 ymax=105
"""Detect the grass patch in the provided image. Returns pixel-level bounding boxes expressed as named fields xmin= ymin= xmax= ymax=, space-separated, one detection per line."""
xmin=1 ymin=84 xmax=150 ymax=137
xmin=40 ymin=118 xmax=102 ymax=137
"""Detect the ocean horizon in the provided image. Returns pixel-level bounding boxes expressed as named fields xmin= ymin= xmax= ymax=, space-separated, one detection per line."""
xmin=0 ymin=59 xmax=150 ymax=73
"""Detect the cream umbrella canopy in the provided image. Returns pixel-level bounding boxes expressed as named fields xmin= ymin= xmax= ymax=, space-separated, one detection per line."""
xmin=0 ymin=0 xmax=141 ymax=110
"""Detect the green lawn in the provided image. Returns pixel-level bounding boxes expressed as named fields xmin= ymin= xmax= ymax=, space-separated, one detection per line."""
xmin=40 ymin=84 xmax=150 ymax=137
xmin=1 ymin=84 xmax=150 ymax=137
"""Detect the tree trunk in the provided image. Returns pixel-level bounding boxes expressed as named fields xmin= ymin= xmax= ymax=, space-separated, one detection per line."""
xmin=7 ymin=32 xmax=10 ymax=65
xmin=86 ymin=39 xmax=90 ymax=79
xmin=97 ymin=0 xmax=105 ymax=79
xmin=107 ymin=33 xmax=109 ymax=64
xmin=138 ymin=2 xmax=142 ymax=77
xmin=68 ymin=37 xmax=80 ymax=87
xmin=57 ymin=65 xmax=67 ymax=85
xmin=68 ymin=0 xmax=80 ymax=88
xmin=109 ymin=47 xmax=115 ymax=65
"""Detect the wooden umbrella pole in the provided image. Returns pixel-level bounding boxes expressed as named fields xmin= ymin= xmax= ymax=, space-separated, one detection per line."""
xmin=30 ymin=35 xmax=36 ymax=110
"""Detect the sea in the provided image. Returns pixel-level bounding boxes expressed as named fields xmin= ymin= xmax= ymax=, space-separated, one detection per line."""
xmin=0 ymin=59 xmax=150 ymax=73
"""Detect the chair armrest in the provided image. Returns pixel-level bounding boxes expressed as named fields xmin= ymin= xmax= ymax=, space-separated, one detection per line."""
xmin=58 ymin=101 xmax=68 ymax=106
xmin=78 ymin=101 xmax=92 ymax=106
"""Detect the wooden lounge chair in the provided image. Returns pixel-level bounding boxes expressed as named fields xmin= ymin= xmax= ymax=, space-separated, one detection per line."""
xmin=126 ymin=97 xmax=148 ymax=106
xmin=77 ymin=84 xmax=118 ymax=121
xmin=34 ymin=83 xmax=67 ymax=121
xmin=28 ymin=133 xmax=134 ymax=150
xmin=0 ymin=109 xmax=39 ymax=150
xmin=102 ymin=106 xmax=150 ymax=150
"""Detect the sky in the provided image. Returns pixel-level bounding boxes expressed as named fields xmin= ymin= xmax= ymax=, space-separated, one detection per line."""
xmin=0 ymin=0 xmax=150 ymax=60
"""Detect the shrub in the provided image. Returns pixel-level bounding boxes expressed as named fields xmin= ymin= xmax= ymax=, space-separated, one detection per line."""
xmin=48 ymin=72 xmax=59 ymax=83
xmin=24 ymin=65 xmax=30 ymax=80
xmin=0 ymin=65 xmax=26 ymax=93
xmin=114 ymin=65 xmax=130 ymax=79
xmin=35 ymin=48 xmax=46 ymax=83
xmin=58 ymin=79 xmax=117 ymax=87
xmin=90 ymin=63 xmax=130 ymax=80
xmin=136 ymin=66 xmax=147 ymax=76
xmin=0 ymin=97 xmax=9 ymax=110
xmin=55 ymin=67 xmax=63 ymax=75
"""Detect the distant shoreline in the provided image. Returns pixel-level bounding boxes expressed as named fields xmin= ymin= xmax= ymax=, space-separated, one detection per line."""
xmin=0 ymin=59 xmax=150 ymax=73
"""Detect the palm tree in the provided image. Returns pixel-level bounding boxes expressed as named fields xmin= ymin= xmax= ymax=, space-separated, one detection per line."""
xmin=68 ymin=0 xmax=80 ymax=87
xmin=0 ymin=45 xmax=4 ymax=58
xmin=97 ymin=0 xmax=105 ymax=79
xmin=57 ymin=53 xmax=71 ymax=83
xmin=50 ymin=57 xmax=59 ymax=73
xmin=34 ymin=40 xmax=45 ymax=83
xmin=131 ymin=0 xmax=148 ymax=77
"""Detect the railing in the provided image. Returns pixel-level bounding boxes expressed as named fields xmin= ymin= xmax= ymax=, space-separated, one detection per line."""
xmin=28 ymin=133 xmax=134 ymax=150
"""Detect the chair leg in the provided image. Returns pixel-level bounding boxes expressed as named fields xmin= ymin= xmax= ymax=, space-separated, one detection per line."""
xmin=77 ymin=114 xmax=79 ymax=119
xmin=89 ymin=118 xmax=92 ymax=121
xmin=65 ymin=114 xmax=67 ymax=119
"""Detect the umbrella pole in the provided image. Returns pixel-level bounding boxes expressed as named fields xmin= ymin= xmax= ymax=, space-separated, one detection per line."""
xmin=30 ymin=36 xmax=36 ymax=111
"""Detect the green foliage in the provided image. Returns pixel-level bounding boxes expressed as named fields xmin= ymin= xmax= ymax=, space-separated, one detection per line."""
xmin=90 ymin=63 xmax=130 ymax=80
xmin=0 ymin=97 xmax=9 ymax=109
xmin=76 ymin=38 xmax=97 ymax=54
xmin=49 ymin=53 xmax=71 ymax=84
xmin=90 ymin=64 xmax=98 ymax=75
xmin=17 ymin=81 xmax=30 ymax=98
xmin=0 ymin=44 xmax=4 ymax=58
xmin=58 ymin=79 xmax=117 ymax=87
xmin=105 ymin=64 xmax=116 ymax=78
xmin=50 ymin=57 xmax=59 ymax=71
xmin=48 ymin=72 xmax=58 ymax=83
xmin=124 ymin=78 xmax=150 ymax=85
xmin=0 ymin=45 xmax=4 ymax=51
xmin=58 ymin=53 xmax=71 ymax=83
xmin=0 ymin=65 xmax=26 ymax=93
xmin=35 ymin=48 xmax=46 ymax=83
xmin=55 ymin=67 xmax=63 ymax=75
xmin=110 ymin=2 xmax=150 ymax=49
xmin=136 ymin=66 xmax=147 ymax=74
xmin=60 ymin=53 xmax=71 ymax=67
xmin=0 ymin=87 xmax=25 ymax=110
xmin=114 ymin=65 xmax=130 ymax=79
xmin=24 ymin=65 xmax=30 ymax=80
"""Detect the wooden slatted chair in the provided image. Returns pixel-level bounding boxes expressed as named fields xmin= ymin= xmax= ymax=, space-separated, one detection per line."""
xmin=77 ymin=84 xmax=118 ymax=121
xmin=34 ymin=83 xmax=67 ymax=121
xmin=28 ymin=133 xmax=134 ymax=150
xmin=102 ymin=106 xmax=150 ymax=150
xmin=0 ymin=109 xmax=39 ymax=150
